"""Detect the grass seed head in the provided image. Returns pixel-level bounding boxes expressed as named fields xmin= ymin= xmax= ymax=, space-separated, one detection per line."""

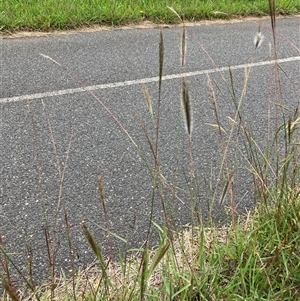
xmin=181 ymin=77 xmax=193 ymax=137
xmin=254 ymin=27 xmax=264 ymax=49
xmin=142 ymin=84 xmax=153 ymax=116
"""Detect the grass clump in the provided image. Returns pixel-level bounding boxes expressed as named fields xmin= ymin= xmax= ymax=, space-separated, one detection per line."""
xmin=3 ymin=201 xmax=300 ymax=300
xmin=0 ymin=0 xmax=299 ymax=33
xmin=1 ymin=0 xmax=300 ymax=300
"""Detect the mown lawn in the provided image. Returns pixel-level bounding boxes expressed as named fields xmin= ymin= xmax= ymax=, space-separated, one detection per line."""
xmin=0 ymin=0 xmax=299 ymax=32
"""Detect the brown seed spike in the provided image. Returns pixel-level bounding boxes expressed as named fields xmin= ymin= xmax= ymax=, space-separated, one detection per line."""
xmin=181 ymin=24 xmax=186 ymax=68
xmin=181 ymin=77 xmax=193 ymax=136
xmin=142 ymin=84 xmax=153 ymax=116
xmin=158 ymin=30 xmax=164 ymax=92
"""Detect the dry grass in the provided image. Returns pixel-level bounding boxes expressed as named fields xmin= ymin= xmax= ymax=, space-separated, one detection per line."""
xmin=16 ymin=223 xmax=239 ymax=301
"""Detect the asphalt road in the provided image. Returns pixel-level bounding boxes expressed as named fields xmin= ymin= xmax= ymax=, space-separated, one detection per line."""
xmin=1 ymin=17 xmax=299 ymax=287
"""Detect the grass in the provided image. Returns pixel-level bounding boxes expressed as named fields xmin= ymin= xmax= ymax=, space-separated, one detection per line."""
xmin=1 ymin=0 xmax=300 ymax=300
xmin=0 ymin=0 xmax=299 ymax=33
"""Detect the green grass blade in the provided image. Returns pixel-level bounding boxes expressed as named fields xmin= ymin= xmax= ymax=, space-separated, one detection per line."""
xmin=149 ymin=239 xmax=170 ymax=275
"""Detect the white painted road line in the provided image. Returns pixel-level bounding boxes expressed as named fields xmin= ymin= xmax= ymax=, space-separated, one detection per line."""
xmin=1 ymin=56 xmax=299 ymax=104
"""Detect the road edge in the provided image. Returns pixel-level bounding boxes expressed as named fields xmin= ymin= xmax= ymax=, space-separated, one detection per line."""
xmin=1 ymin=15 xmax=299 ymax=39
